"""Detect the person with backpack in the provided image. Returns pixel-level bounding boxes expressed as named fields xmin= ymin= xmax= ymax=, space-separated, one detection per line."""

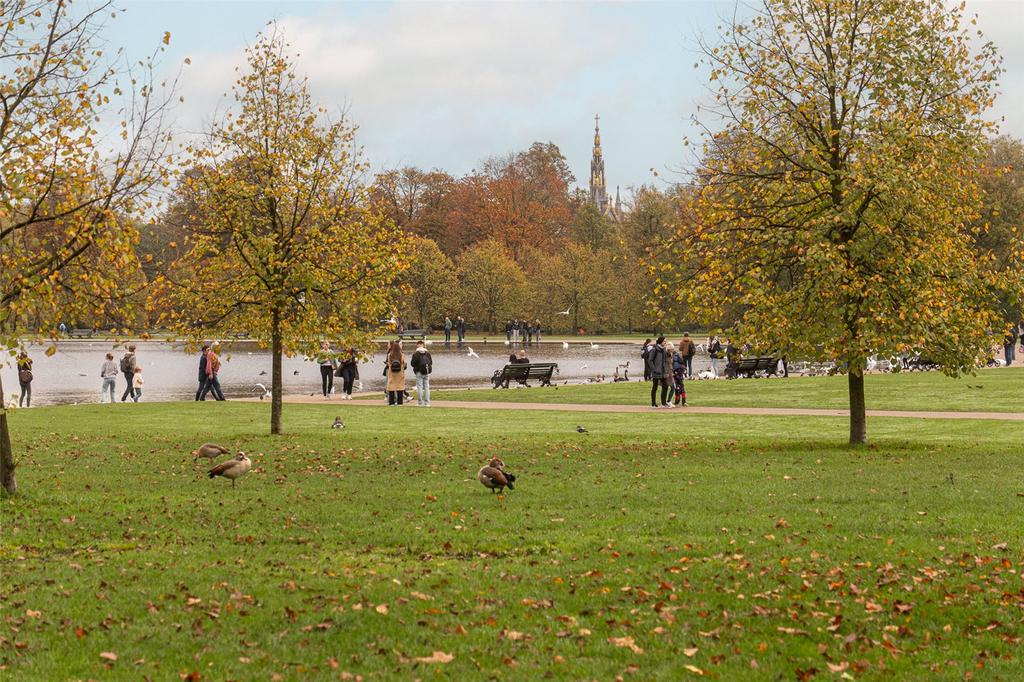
xmin=410 ymin=340 xmax=433 ymax=407
xmin=443 ymin=316 xmax=452 ymax=345
xmin=707 ymin=335 xmax=723 ymax=378
xmin=200 ymin=342 xmax=226 ymax=401
xmin=385 ymin=340 xmax=407 ymax=405
xmin=671 ymin=344 xmax=688 ymax=406
xmin=336 ymin=348 xmax=359 ymax=399
xmin=195 ymin=344 xmax=210 ymax=401
xmin=677 ymin=332 xmax=697 ymax=378
xmin=16 ymin=351 xmax=33 ymax=408
xmin=101 ymin=352 xmax=119 ymax=403
xmin=119 ymin=345 xmax=138 ymax=402
xmin=640 ymin=339 xmax=654 ymax=381
xmin=648 ymin=337 xmax=672 ymax=408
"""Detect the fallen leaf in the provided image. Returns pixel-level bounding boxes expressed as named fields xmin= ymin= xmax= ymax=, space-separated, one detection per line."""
xmin=99 ymin=652 xmax=118 ymax=661
xmin=375 ymin=604 xmax=389 ymax=615
xmin=684 ymin=664 xmax=705 ymax=675
xmin=608 ymin=636 xmax=644 ymax=654
xmin=683 ymin=647 xmax=699 ymax=657
xmin=410 ymin=591 xmax=432 ymax=601
xmin=992 ymin=542 xmax=1008 ymax=551
xmin=777 ymin=627 xmax=809 ymax=636
xmin=414 ymin=651 xmax=453 ymax=664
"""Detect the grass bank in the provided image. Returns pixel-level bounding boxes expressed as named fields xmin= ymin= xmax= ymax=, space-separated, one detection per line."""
xmin=2 ymin=401 xmax=1023 ymax=679
xmin=430 ymin=366 xmax=1024 ymax=413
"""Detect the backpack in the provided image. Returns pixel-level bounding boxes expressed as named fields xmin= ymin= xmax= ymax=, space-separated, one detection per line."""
xmin=640 ymin=346 xmax=650 ymax=360
xmin=120 ymin=353 xmax=132 ymax=373
xmin=389 ymin=359 xmax=401 ymax=373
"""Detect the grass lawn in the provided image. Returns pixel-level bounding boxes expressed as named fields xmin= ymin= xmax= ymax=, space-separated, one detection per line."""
xmin=2 ymin=399 xmax=1024 ymax=680
xmin=431 ymin=366 xmax=1024 ymax=413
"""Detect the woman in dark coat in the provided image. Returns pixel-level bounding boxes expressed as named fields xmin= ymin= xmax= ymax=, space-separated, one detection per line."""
xmin=338 ymin=348 xmax=359 ymax=399
xmin=648 ymin=337 xmax=671 ymax=408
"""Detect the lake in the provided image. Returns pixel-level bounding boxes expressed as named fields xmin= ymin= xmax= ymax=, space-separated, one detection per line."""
xmin=1 ymin=339 xmax=717 ymax=406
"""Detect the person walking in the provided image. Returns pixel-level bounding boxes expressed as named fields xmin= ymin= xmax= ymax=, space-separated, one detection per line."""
xmin=1005 ymin=324 xmax=1019 ymax=366
xmin=200 ymin=342 xmax=226 ymax=401
xmin=101 ymin=352 xmax=119 ymax=403
xmin=411 ymin=340 xmax=433 ymax=407
xmin=195 ymin=344 xmax=210 ymax=401
xmin=640 ymin=338 xmax=653 ymax=381
xmin=707 ymin=336 xmax=723 ymax=378
xmin=385 ymin=340 xmax=407 ymax=406
xmin=456 ymin=316 xmax=465 ymax=344
xmin=119 ymin=345 xmax=138 ymax=402
xmin=337 ymin=348 xmax=359 ymax=399
xmin=678 ymin=332 xmax=696 ymax=378
xmin=444 ymin=316 xmax=453 ymax=345
xmin=317 ymin=341 xmax=337 ymax=398
xmin=534 ymin=320 xmax=542 ymax=344
xmin=131 ymin=366 xmax=144 ymax=402
xmin=16 ymin=351 xmax=33 ymax=408
xmin=648 ymin=337 xmax=672 ymax=408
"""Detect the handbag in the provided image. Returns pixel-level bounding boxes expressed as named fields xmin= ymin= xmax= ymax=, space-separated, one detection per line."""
xmin=19 ymin=369 xmax=33 ymax=384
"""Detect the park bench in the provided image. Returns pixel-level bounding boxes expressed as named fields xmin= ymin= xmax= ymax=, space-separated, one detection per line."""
xmin=225 ymin=331 xmax=250 ymax=339
xmin=727 ymin=355 xmax=780 ymax=379
xmin=398 ymin=329 xmax=426 ymax=341
xmin=68 ymin=328 xmax=95 ymax=338
xmin=491 ymin=362 xmax=558 ymax=388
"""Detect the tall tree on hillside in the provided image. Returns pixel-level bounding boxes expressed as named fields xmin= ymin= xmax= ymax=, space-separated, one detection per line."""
xmin=0 ymin=0 xmax=174 ymax=493
xmin=657 ymin=0 xmax=1017 ymax=444
xmin=155 ymin=31 xmax=408 ymax=435
xmin=457 ymin=240 xmax=526 ymax=332
xmin=398 ymin=236 xmax=460 ymax=329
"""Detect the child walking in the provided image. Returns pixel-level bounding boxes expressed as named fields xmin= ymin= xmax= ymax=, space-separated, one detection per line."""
xmin=132 ymin=366 xmax=144 ymax=402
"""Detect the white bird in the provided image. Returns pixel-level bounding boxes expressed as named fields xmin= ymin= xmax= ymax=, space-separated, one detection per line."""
xmin=252 ymin=383 xmax=270 ymax=400
xmin=466 ymin=347 xmax=479 ymax=359
xmin=504 ymin=340 xmax=510 ymax=346
xmin=698 ymin=369 xmax=715 ymax=380
xmin=590 ymin=342 xmax=600 ymax=350
xmin=580 ymin=363 xmax=589 ymax=370
xmin=425 ymin=339 xmax=433 ymax=346
xmin=866 ymin=356 xmax=878 ymax=372
xmin=380 ymin=314 xmax=398 ymax=326
xmin=561 ymin=342 xmax=569 ymax=350
xmin=208 ymin=452 xmax=252 ymax=488
xmin=356 ymin=380 xmax=364 ymax=391
xmin=556 ymin=305 xmax=572 ymax=315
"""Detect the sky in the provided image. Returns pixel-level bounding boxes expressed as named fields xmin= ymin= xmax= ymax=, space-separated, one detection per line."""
xmin=109 ymin=0 xmax=1024 ymax=195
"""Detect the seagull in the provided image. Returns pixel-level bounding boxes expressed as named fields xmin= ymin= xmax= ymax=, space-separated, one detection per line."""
xmin=252 ymin=383 xmax=270 ymax=400
xmin=259 ymin=370 xmax=267 ymax=376
xmin=208 ymin=452 xmax=252 ymax=488
xmin=356 ymin=380 xmax=364 ymax=391
xmin=331 ymin=416 xmax=345 ymax=429
xmin=380 ymin=314 xmax=398 ymax=326
xmin=562 ymin=342 xmax=569 ymax=350
xmin=576 ymin=425 xmax=588 ymax=433
xmin=192 ymin=442 xmax=230 ymax=463
xmin=556 ymin=305 xmax=572 ymax=315
xmin=580 ymin=363 xmax=588 ymax=370
xmin=466 ymin=347 xmax=479 ymax=359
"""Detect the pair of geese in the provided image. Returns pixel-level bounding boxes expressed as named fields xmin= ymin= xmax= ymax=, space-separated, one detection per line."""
xmin=194 ymin=442 xmax=517 ymax=495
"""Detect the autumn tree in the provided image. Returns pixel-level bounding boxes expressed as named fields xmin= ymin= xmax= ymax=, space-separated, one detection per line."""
xmin=155 ymin=30 xmax=407 ymax=435
xmin=398 ymin=236 xmax=459 ymax=329
xmin=531 ymin=242 xmax=617 ymax=333
xmin=457 ymin=239 xmax=526 ymax=332
xmin=659 ymin=0 xmax=1017 ymax=444
xmin=974 ymin=136 xmax=1024 ymax=322
xmin=372 ymin=167 xmax=455 ymax=246
xmin=0 ymin=0 xmax=174 ymax=493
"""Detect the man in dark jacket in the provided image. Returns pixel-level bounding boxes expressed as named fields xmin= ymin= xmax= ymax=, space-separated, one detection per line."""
xmin=195 ymin=344 xmax=210 ymax=401
xmin=1005 ymin=323 xmax=1019 ymax=366
xmin=648 ymin=337 xmax=672 ymax=408
xmin=410 ymin=341 xmax=433 ymax=406
xmin=120 ymin=345 xmax=138 ymax=402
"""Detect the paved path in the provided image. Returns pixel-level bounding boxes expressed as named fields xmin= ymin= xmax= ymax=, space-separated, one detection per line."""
xmin=265 ymin=395 xmax=1024 ymax=421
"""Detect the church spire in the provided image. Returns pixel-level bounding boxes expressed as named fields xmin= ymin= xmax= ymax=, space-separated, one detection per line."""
xmin=589 ymin=114 xmax=608 ymax=213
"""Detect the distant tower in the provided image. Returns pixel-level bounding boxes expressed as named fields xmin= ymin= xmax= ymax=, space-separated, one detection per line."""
xmin=589 ymin=114 xmax=608 ymax=213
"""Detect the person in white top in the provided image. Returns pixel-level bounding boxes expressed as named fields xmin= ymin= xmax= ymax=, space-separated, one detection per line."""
xmin=100 ymin=353 xmax=119 ymax=403
xmin=132 ymin=366 xmax=144 ymax=402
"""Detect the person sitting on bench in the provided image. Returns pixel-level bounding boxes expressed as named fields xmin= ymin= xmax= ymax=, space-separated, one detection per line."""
xmin=511 ymin=349 xmax=530 ymax=364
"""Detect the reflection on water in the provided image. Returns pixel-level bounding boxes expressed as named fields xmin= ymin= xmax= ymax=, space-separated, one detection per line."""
xmin=0 ymin=339 xmax=716 ymax=407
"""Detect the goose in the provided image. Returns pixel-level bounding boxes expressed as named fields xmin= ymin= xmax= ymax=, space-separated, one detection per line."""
xmin=252 ymin=383 xmax=270 ymax=400
xmin=208 ymin=452 xmax=252 ymax=488
xmin=478 ymin=457 xmax=515 ymax=494
xmin=466 ymin=347 xmax=479 ymax=359
xmin=576 ymin=425 xmax=588 ymax=433
xmin=192 ymin=442 xmax=229 ymax=463
xmin=331 ymin=416 xmax=345 ymax=429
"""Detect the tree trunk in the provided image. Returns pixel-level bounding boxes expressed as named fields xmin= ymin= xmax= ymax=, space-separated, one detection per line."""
xmin=848 ymin=368 xmax=867 ymax=445
xmin=0 ymin=373 xmax=17 ymax=494
xmin=271 ymin=308 xmax=283 ymax=435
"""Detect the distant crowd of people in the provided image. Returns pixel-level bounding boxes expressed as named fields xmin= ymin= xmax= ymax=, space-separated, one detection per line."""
xmin=503 ymin=319 xmax=543 ymax=344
